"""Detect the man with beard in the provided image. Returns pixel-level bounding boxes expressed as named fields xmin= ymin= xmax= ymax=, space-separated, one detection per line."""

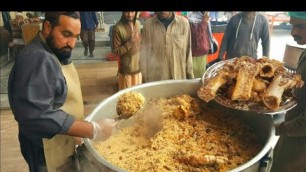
xmin=140 ymin=11 xmax=194 ymax=82
xmin=7 ymin=12 xmax=117 ymax=172
xmin=112 ymin=11 xmax=142 ymax=90
xmin=270 ymin=11 xmax=306 ymax=172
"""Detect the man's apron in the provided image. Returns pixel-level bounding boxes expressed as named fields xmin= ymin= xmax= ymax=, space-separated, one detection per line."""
xmin=42 ymin=62 xmax=84 ymax=172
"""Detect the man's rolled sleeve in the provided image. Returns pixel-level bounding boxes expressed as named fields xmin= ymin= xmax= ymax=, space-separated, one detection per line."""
xmin=59 ymin=115 xmax=75 ymax=134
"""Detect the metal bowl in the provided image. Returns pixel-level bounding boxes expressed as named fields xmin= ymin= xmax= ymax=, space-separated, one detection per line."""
xmin=202 ymin=59 xmax=297 ymax=115
xmin=84 ymin=79 xmax=278 ymax=172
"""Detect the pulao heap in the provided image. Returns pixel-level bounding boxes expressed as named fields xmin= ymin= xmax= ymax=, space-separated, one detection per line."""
xmin=93 ymin=94 xmax=263 ymax=172
xmin=116 ymin=91 xmax=145 ymax=118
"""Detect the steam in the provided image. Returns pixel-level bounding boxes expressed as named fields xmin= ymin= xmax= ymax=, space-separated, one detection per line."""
xmin=139 ymin=105 xmax=164 ymax=139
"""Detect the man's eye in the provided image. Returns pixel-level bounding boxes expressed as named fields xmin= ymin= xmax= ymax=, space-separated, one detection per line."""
xmin=63 ymin=33 xmax=71 ymax=37
xmin=294 ymin=24 xmax=306 ymax=29
xmin=62 ymin=31 xmax=72 ymax=37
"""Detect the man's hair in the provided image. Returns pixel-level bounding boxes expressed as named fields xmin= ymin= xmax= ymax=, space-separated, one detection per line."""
xmin=44 ymin=11 xmax=80 ymax=26
xmin=120 ymin=11 xmax=138 ymax=25
xmin=288 ymin=12 xmax=306 ymax=20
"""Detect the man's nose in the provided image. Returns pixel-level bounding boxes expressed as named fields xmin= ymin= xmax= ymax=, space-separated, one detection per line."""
xmin=67 ymin=37 xmax=77 ymax=48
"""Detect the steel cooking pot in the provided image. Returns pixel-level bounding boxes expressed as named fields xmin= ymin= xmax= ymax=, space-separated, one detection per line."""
xmin=84 ymin=79 xmax=279 ymax=172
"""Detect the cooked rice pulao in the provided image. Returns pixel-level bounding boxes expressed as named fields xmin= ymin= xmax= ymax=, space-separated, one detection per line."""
xmin=116 ymin=91 xmax=145 ymax=118
xmin=93 ymin=94 xmax=263 ymax=172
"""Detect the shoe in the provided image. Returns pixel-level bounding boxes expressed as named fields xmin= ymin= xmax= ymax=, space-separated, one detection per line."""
xmin=84 ymin=51 xmax=88 ymax=56
xmin=84 ymin=49 xmax=88 ymax=56
xmin=89 ymin=54 xmax=94 ymax=57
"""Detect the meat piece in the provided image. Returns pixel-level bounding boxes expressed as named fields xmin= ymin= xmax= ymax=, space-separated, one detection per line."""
xmin=252 ymin=77 xmax=267 ymax=92
xmin=250 ymin=91 xmax=263 ymax=102
xmin=173 ymin=106 xmax=190 ymax=120
xmin=262 ymin=75 xmax=304 ymax=110
xmin=259 ymin=63 xmax=275 ymax=78
xmin=172 ymin=94 xmax=199 ymax=120
xmin=177 ymin=154 xmax=228 ymax=167
xmin=231 ymin=63 xmax=260 ymax=101
xmin=197 ymin=73 xmax=227 ymax=102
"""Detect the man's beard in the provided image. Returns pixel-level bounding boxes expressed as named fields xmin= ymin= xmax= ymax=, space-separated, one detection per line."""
xmin=46 ymin=35 xmax=72 ymax=62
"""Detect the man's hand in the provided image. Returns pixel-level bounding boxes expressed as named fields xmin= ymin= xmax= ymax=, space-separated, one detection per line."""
xmin=74 ymin=137 xmax=84 ymax=146
xmin=203 ymin=11 xmax=210 ymax=23
xmin=91 ymin=119 xmax=118 ymax=141
xmin=131 ymin=31 xmax=141 ymax=43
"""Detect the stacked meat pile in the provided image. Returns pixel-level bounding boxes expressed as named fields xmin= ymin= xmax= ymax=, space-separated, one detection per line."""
xmin=197 ymin=56 xmax=304 ymax=110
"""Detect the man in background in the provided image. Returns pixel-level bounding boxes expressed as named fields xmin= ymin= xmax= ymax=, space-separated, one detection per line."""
xmin=80 ymin=11 xmax=99 ymax=57
xmin=270 ymin=11 xmax=306 ymax=172
xmin=217 ymin=12 xmax=270 ymax=60
xmin=140 ymin=11 xmax=194 ymax=82
xmin=188 ymin=11 xmax=212 ymax=78
xmin=112 ymin=11 xmax=142 ymax=90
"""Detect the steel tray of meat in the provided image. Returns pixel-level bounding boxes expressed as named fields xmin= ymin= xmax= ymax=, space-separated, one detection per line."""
xmin=200 ymin=58 xmax=299 ymax=115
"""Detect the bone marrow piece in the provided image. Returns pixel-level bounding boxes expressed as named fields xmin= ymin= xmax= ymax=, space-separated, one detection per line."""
xmin=231 ymin=63 xmax=260 ymax=101
xmin=197 ymin=73 xmax=227 ymax=102
xmin=262 ymin=75 xmax=284 ymax=110
xmin=262 ymin=75 xmax=304 ymax=110
xmin=259 ymin=63 xmax=275 ymax=78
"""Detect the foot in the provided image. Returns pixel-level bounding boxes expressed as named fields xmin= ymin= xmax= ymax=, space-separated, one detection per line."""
xmin=84 ymin=50 xmax=88 ymax=56
xmin=84 ymin=48 xmax=88 ymax=56
xmin=89 ymin=54 xmax=94 ymax=57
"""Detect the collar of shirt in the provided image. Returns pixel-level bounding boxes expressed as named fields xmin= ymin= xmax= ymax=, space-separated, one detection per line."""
xmin=154 ymin=13 xmax=176 ymax=30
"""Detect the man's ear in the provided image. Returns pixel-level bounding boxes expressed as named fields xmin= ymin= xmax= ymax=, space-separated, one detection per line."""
xmin=43 ymin=21 xmax=52 ymax=34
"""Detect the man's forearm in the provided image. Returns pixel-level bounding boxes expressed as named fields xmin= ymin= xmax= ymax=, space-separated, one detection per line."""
xmin=65 ymin=120 xmax=94 ymax=139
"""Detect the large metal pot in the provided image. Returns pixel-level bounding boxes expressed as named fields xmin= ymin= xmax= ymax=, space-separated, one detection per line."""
xmin=84 ymin=79 xmax=278 ymax=172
